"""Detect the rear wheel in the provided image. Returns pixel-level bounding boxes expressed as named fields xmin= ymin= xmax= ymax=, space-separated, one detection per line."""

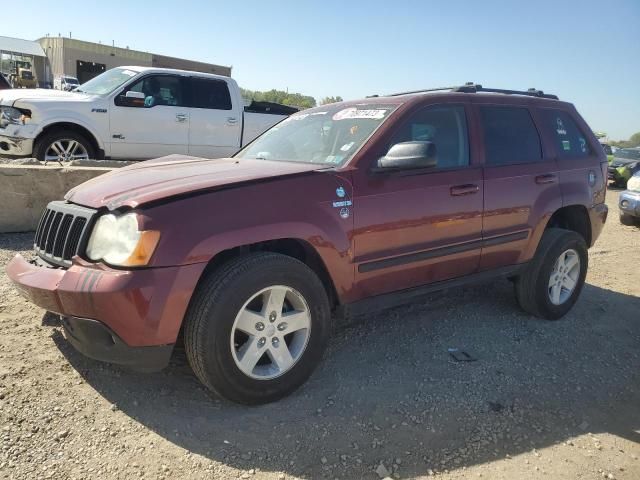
xmin=184 ymin=253 xmax=331 ymax=404
xmin=33 ymin=130 xmax=95 ymax=163
xmin=514 ymin=229 xmax=588 ymax=320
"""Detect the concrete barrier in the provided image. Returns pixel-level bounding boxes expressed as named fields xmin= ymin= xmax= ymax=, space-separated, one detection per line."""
xmin=1 ymin=163 xmax=112 ymax=233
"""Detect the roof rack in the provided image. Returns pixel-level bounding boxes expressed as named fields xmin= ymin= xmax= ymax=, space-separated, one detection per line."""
xmin=370 ymin=82 xmax=559 ymax=100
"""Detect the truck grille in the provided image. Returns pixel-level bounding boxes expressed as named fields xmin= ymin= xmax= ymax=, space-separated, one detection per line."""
xmin=34 ymin=201 xmax=96 ymax=267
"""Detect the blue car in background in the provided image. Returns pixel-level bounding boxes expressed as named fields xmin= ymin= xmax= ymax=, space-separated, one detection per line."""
xmin=619 ymin=171 xmax=640 ymax=226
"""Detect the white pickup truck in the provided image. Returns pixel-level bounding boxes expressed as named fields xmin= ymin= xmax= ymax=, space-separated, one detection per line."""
xmin=0 ymin=66 xmax=295 ymax=162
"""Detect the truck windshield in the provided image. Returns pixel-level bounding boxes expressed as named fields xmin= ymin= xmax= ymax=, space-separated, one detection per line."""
xmin=236 ymin=103 xmax=399 ymax=166
xmin=74 ymin=68 xmax=139 ymax=95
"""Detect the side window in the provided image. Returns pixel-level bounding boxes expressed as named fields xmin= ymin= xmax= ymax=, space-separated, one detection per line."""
xmin=480 ymin=106 xmax=542 ymax=166
xmin=117 ymin=75 xmax=184 ymax=108
xmin=190 ymin=78 xmax=232 ymax=110
xmin=389 ymin=105 xmax=469 ymax=168
xmin=542 ymin=109 xmax=591 ymax=158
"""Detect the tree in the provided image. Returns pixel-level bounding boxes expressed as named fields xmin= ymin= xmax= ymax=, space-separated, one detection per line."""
xmin=240 ymin=88 xmax=316 ymax=109
xmin=320 ymin=96 xmax=343 ymax=105
xmin=610 ymin=131 xmax=640 ymax=148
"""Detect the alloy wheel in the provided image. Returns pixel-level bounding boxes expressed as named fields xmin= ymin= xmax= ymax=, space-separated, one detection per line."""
xmin=548 ymin=248 xmax=581 ymax=305
xmin=230 ymin=285 xmax=311 ymax=380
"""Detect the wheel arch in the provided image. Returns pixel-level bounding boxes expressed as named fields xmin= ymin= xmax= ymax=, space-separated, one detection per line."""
xmin=200 ymin=238 xmax=340 ymax=310
xmin=545 ymin=205 xmax=592 ymax=247
xmin=36 ymin=121 xmax=104 ymax=159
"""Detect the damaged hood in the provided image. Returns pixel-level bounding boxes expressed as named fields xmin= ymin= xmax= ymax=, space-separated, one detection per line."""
xmin=65 ymin=155 xmax=327 ymax=209
xmin=0 ymin=88 xmax=96 ymax=106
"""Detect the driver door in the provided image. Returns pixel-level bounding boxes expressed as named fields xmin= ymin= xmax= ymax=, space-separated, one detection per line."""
xmin=109 ymin=74 xmax=190 ymax=159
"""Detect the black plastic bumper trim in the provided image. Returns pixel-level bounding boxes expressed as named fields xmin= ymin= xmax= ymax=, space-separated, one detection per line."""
xmin=61 ymin=316 xmax=173 ymax=372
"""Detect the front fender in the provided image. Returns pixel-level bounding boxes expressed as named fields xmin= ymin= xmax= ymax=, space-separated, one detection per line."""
xmin=139 ymin=171 xmax=356 ymax=302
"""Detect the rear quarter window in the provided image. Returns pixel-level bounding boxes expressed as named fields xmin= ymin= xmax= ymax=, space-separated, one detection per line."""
xmin=541 ymin=109 xmax=591 ymax=158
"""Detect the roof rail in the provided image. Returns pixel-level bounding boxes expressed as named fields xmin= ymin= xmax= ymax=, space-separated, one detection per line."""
xmin=454 ymin=82 xmax=559 ymax=100
xmin=370 ymin=82 xmax=558 ymax=100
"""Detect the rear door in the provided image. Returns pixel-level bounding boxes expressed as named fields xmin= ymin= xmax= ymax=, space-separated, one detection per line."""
xmin=110 ymin=74 xmax=190 ymax=159
xmin=352 ymin=102 xmax=484 ymax=298
xmin=473 ymin=101 xmax=562 ymax=270
xmin=186 ymin=76 xmax=242 ymax=158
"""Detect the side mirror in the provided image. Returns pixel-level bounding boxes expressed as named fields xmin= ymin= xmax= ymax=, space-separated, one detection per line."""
xmin=125 ymin=91 xmax=145 ymax=99
xmin=376 ymin=141 xmax=437 ymax=171
xmin=117 ymin=90 xmax=146 ymax=107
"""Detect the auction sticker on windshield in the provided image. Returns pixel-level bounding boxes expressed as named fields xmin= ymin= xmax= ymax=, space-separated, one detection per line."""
xmin=332 ymin=108 xmax=389 ymax=121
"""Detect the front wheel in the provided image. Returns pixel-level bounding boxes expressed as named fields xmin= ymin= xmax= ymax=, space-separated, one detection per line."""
xmin=184 ymin=253 xmax=331 ymax=404
xmin=514 ymin=229 xmax=588 ymax=320
xmin=33 ymin=130 xmax=95 ymax=163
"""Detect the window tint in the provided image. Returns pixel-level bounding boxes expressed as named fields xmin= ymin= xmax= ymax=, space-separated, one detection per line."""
xmin=190 ymin=78 xmax=232 ymax=110
xmin=389 ymin=105 xmax=469 ymax=168
xmin=480 ymin=106 xmax=542 ymax=165
xmin=125 ymin=75 xmax=184 ymax=108
xmin=542 ymin=109 xmax=591 ymax=158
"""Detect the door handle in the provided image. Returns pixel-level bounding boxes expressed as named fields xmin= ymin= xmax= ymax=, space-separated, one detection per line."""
xmin=450 ymin=184 xmax=479 ymax=196
xmin=176 ymin=113 xmax=187 ymax=123
xmin=226 ymin=117 xmax=238 ymax=124
xmin=535 ymin=174 xmax=557 ymax=184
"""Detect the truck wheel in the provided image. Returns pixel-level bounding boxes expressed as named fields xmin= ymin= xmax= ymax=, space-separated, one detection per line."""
xmin=33 ymin=130 xmax=95 ymax=163
xmin=514 ymin=229 xmax=587 ymax=320
xmin=184 ymin=252 xmax=331 ymax=404
xmin=620 ymin=213 xmax=637 ymax=226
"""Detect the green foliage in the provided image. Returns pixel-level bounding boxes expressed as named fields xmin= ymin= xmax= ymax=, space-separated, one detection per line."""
xmin=611 ymin=131 xmax=640 ymax=148
xmin=241 ymin=88 xmax=316 ymax=109
xmin=319 ymin=96 xmax=344 ymax=105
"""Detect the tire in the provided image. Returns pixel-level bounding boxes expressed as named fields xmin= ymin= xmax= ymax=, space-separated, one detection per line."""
xmin=33 ymin=130 xmax=95 ymax=163
xmin=184 ymin=252 xmax=331 ymax=405
xmin=514 ymin=228 xmax=588 ymax=320
xmin=620 ymin=213 xmax=637 ymax=226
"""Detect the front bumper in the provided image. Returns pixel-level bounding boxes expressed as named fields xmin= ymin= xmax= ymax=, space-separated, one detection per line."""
xmin=61 ymin=316 xmax=173 ymax=371
xmin=0 ymin=134 xmax=34 ymax=157
xmin=6 ymin=254 xmax=207 ymax=368
xmin=619 ymin=190 xmax=640 ymax=218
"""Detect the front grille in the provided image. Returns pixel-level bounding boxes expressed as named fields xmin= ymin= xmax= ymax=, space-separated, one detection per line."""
xmin=34 ymin=201 xmax=95 ymax=267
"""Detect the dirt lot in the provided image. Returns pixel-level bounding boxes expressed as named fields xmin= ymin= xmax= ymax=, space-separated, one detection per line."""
xmin=1 ymin=190 xmax=638 ymax=480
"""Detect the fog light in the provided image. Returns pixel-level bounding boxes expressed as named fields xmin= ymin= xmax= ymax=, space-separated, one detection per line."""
xmin=621 ymin=200 xmax=629 ymax=208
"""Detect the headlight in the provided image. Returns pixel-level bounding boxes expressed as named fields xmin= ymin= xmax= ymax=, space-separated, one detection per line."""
xmin=86 ymin=212 xmax=160 ymax=267
xmin=628 ymin=175 xmax=640 ymax=192
xmin=0 ymin=106 xmax=30 ymax=128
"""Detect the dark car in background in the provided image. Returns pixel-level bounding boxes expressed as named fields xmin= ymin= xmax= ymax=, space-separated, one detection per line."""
xmin=609 ymin=147 xmax=640 ymax=187
xmin=0 ymin=74 xmax=11 ymax=90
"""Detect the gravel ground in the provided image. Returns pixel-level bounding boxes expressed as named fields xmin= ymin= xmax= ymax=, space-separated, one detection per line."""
xmin=1 ymin=190 xmax=638 ymax=480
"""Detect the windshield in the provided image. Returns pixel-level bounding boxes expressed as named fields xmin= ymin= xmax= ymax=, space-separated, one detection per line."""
xmin=74 ymin=68 xmax=139 ymax=95
xmin=236 ymin=103 xmax=399 ymax=166
xmin=615 ymin=149 xmax=640 ymax=160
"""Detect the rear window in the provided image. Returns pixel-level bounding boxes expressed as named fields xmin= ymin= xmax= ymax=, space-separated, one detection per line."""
xmin=190 ymin=78 xmax=232 ymax=110
xmin=480 ymin=106 xmax=542 ymax=166
xmin=542 ymin=109 xmax=591 ymax=158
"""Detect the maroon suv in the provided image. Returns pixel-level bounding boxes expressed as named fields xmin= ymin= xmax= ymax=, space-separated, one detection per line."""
xmin=7 ymin=84 xmax=608 ymax=404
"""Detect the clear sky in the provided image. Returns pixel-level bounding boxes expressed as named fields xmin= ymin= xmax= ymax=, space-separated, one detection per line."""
xmin=7 ymin=0 xmax=640 ymax=139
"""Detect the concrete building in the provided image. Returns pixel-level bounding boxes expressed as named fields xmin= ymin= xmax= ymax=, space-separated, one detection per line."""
xmin=38 ymin=36 xmax=232 ymax=84
xmin=0 ymin=36 xmax=48 ymax=86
